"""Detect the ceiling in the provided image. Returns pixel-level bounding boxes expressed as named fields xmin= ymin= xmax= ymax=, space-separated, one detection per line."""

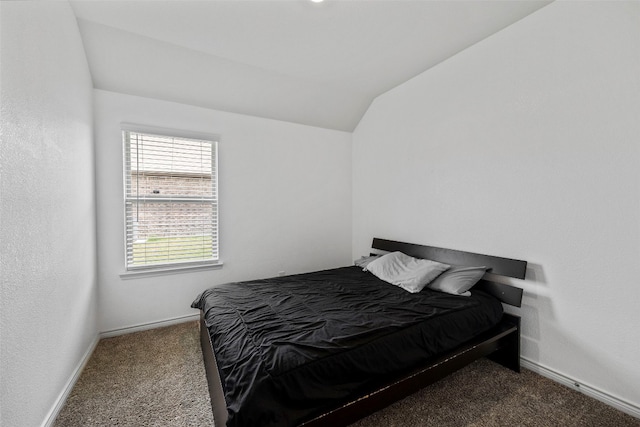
xmin=70 ymin=0 xmax=551 ymax=132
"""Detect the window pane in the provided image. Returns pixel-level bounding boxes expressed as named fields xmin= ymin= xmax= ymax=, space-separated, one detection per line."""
xmin=124 ymin=130 xmax=218 ymax=269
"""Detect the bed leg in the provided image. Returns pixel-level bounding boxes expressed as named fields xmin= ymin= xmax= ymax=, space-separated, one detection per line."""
xmin=488 ymin=313 xmax=521 ymax=373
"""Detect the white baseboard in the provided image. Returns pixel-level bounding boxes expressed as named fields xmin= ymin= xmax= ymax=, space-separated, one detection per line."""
xmin=41 ymin=334 xmax=100 ymax=427
xmin=100 ymin=313 xmax=200 ymax=338
xmin=521 ymin=357 xmax=640 ymax=419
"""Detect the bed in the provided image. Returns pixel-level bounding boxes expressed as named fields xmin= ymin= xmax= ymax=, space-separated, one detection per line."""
xmin=192 ymin=238 xmax=527 ymax=426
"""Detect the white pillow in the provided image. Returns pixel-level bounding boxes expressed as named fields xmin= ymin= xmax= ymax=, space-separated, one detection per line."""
xmin=353 ymin=255 xmax=381 ymax=270
xmin=366 ymin=251 xmax=450 ymax=293
xmin=426 ymin=266 xmax=488 ymax=296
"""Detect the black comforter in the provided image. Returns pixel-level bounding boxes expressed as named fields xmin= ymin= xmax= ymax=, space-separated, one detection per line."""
xmin=192 ymin=266 xmax=503 ymax=427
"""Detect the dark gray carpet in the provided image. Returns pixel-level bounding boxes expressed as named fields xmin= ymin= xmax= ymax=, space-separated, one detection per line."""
xmin=54 ymin=321 xmax=639 ymax=427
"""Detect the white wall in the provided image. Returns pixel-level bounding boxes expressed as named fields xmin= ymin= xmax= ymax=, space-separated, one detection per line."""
xmin=0 ymin=2 xmax=98 ymax=427
xmin=94 ymin=90 xmax=352 ymax=332
xmin=353 ymin=1 xmax=640 ymax=412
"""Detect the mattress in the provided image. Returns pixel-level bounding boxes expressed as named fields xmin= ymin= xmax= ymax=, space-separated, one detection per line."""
xmin=191 ymin=266 xmax=503 ymax=427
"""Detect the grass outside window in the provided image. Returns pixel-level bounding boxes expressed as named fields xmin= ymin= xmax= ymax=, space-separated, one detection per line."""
xmin=131 ymin=235 xmax=213 ymax=266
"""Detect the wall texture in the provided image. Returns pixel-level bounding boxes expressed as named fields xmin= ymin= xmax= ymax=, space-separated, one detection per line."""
xmin=94 ymin=90 xmax=352 ymax=332
xmin=353 ymin=1 xmax=640 ymax=413
xmin=0 ymin=2 xmax=98 ymax=427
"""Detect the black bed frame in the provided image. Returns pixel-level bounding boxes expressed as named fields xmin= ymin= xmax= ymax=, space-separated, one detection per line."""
xmin=198 ymin=238 xmax=527 ymax=426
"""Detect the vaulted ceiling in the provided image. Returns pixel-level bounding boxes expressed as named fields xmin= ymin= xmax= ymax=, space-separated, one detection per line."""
xmin=71 ymin=0 xmax=551 ymax=131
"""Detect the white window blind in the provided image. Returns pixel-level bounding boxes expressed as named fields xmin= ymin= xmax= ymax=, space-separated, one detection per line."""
xmin=123 ymin=130 xmax=218 ymax=270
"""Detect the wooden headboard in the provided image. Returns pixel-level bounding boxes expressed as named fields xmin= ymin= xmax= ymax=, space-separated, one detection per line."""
xmin=371 ymin=238 xmax=527 ymax=307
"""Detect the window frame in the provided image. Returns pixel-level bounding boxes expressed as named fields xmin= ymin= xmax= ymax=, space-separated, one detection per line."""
xmin=120 ymin=124 xmax=221 ymax=276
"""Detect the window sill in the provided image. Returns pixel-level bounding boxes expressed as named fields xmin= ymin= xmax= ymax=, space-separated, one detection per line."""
xmin=119 ymin=261 xmax=224 ymax=280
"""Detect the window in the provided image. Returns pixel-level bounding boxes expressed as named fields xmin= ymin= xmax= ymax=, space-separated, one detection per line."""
xmin=123 ymin=128 xmax=219 ymax=271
